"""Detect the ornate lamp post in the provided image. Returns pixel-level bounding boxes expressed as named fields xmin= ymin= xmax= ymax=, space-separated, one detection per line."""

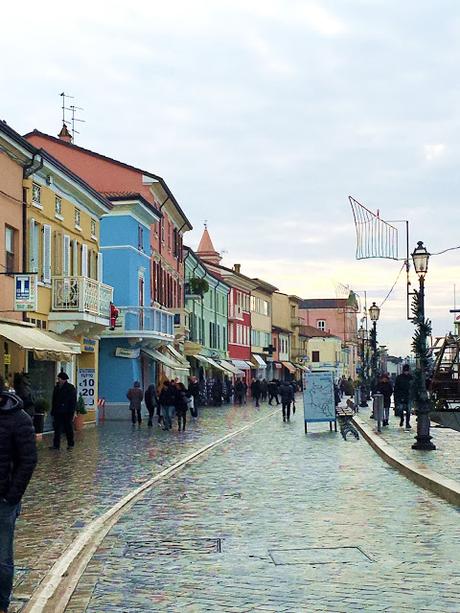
xmin=357 ymin=325 xmax=369 ymax=407
xmin=411 ymin=241 xmax=436 ymax=450
xmin=369 ymin=302 xmax=380 ymax=394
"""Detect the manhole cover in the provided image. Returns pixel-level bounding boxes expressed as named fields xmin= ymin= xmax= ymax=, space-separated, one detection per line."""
xmin=124 ymin=537 xmax=222 ymax=558
xmin=268 ymin=546 xmax=372 ymax=566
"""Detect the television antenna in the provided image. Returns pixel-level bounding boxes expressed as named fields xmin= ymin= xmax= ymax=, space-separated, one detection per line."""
xmin=69 ymin=104 xmax=85 ymax=142
xmin=59 ymin=92 xmax=74 ymax=125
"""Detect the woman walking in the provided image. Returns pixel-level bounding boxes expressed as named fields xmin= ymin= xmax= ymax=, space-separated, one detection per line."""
xmin=376 ymin=373 xmax=393 ymax=426
xmin=175 ymin=382 xmax=188 ymax=431
xmin=127 ymin=381 xmax=143 ymax=426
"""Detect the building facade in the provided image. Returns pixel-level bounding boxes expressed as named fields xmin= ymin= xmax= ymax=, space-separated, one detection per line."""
xmin=271 ymin=292 xmax=302 ymax=380
xmin=250 ymin=279 xmax=277 ymax=379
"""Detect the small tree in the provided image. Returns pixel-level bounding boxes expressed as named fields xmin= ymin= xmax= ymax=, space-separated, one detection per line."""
xmin=76 ymin=393 xmax=87 ymax=415
xmin=189 ymin=277 xmax=209 ymax=297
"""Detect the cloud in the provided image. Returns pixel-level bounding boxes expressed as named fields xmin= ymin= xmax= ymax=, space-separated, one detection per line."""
xmin=424 ymin=143 xmax=446 ymax=161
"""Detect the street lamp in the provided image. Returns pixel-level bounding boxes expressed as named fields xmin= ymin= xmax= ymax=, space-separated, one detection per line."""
xmin=411 ymin=241 xmax=436 ymax=451
xmin=357 ymin=325 xmax=369 ymax=407
xmin=369 ymin=302 xmax=380 ymax=395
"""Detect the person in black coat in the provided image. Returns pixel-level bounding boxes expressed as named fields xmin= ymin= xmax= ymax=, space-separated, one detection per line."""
xmin=279 ymin=381 xmax=294 ymax=422
xmin=188 ymin=376 xmax=200 ymax=414
xmin=0 ymin=388 xmax=37 ymax=613
xmin=175 ymin=383 xmax=188 ymax=431
xmin=376 ymin=373 xmax=393 ymax=426
xmin=51 ymin=372 xmax=77 ymax=449
xmin=394 ymin=365 xmax=413 ymax=428
xmin=268 ymin=379 xmax=280 ymax=405
xmin=250 ymin=379 xmax=261 ymax=407
xmin=144 ymin=384 xmax=159 ymax=427
xmin=234 ymin=379 xmax=244 ymax=406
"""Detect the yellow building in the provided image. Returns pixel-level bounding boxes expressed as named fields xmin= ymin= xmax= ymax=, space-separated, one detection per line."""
xmin=0 ymin=122 xmax=112 ymax=422
xmin=299 ymin=325 xmax=344 ymax=379
xmin=250 ymin=279 xmax=277 ymax=375
xmin=271 ymin=292 xmax=303 ymax=379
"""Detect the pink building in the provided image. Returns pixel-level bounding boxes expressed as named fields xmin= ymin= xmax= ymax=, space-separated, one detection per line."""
xmin=299 ymin=294 xmax=359 ymax=377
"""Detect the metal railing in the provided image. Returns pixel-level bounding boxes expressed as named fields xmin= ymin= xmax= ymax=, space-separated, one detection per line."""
xmin=107 ymin=306 xmax=174 ymax=337
xmin=229 ymin=304 xmax=244 ymax=320
xmin=52 ymin=276 xmax=113 ymax=318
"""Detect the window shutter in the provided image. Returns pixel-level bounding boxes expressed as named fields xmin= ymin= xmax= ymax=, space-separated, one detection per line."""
xmin=29 ymin=218 xmax=37 ymax=272
xmin=81 ymin=243 xmax=88 ymax=277
xmin=97 ymin=252 xmax=104 ymax=281
xmin=63 ymin=235 xmax=70 ymax=276
xmin=42 ymin=224 xmax=52 ymax=283
xmin=72 ymin=240 xmax=78 ymax=276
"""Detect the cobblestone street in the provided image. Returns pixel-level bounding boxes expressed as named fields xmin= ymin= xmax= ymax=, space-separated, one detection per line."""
xmin=62 ymin=402 xmax=459 ymax=612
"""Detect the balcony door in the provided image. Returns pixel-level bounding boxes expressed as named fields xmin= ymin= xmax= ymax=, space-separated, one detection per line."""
xmin=138 ymin=271 xmax=145 ymax=329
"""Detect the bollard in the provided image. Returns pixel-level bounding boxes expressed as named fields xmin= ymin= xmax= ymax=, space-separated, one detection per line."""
xmin=373 ymin=393 xmax=384 ymax=433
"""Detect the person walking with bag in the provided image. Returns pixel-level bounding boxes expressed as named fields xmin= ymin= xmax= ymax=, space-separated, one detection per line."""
xmin=144 ymin=383 xmax=159 ymax=427
xmin=0 ymin=385 xmax=37 ymax=613
xmin=51 ymin=372 xmax=77 ymax=449
xmin=175 ymin=382 xmax=188 ymax=431
xmin=127 ymin=381 xmax=143 ymax=426
xmin=279 ymin=380 xmax=294 ymax=422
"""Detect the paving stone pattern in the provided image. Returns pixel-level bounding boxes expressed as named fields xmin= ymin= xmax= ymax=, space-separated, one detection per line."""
xmin=361 ymin=410 xmax=460 ymax=482
xmin=11 ymin=402 xmax=264 ymax=611
xmin=68 ymin=402 xmax=460 ymax=612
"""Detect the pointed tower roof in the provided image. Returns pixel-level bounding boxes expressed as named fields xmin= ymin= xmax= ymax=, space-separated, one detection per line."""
xmin=58 ymin=123 xmax=72 ymax=143
xmin=196 ymin=226 xmax=222 ymax=265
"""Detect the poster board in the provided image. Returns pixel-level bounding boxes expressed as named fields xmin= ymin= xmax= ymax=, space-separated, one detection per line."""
xmin=302 ymin=370 xmax=336 ymax=433
xmin=77 ymin=368 xmax=96 ymax=410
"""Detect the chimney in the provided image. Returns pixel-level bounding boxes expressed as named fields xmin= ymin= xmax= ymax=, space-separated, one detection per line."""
xmin=58 ymin=123 xmax=72 ymax=143
xmin=233 ymin=264 xmax=241 ymax=274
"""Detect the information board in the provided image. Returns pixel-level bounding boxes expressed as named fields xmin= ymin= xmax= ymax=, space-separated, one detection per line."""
xmin=14 ymin=274 xmax=37 ymax=311
xmin=77 ymin=368 xmax=96 ymax=409
xmin=302 ymin=370 xmax=336 ymax=430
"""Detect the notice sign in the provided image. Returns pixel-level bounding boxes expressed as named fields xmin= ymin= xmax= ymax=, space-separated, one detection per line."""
xmin=14 ymin=274 xmax=37 ymax=311
xmin=77 ymin=368 xmax=96 ymax=409
xmin=302 ymin=370 xmax=336 ymax=424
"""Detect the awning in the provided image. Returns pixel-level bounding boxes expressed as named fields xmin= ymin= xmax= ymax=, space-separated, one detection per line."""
xmin=232 ymin=359 xmax=252 ymax=371
xmin=274 ymin=362 xmax=283 ymax=370
xmin=142 ymin=348 xmax=189 ymax=372
xmin=205 ymin=357 xmax=227 ymax=372
xmin=219 ymin=360 xmax=242 ymax=375
xmin=0 ymin=322 xmax=78 ymax=361
xmin=282 ymin=361 xmax=297 ymax=374
xmin=252 ymin=354 xmax=267 ymax=368
xmin=45 ymin=331 xmax=82 ymax=355
xmin=194 ymin=354 xmax=211 ymax=365
xmin=165 ymin=345 xmax=189 ymax=367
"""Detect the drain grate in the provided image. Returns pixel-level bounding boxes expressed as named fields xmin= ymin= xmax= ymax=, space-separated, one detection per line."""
xmin=124 ymin=537 xmax=222 ymax=558
xmin=268 ymin=546 xmax=372 ymax=566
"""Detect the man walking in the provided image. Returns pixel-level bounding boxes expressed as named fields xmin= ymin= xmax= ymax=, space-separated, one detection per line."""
xmin=394 ymin=364 xmax=413 ymax=428
xmin=279 ymin=380 xmax=294 ymax=422
xmin=0 ymin=387 xmax=37 ymax=613
xmin=250 ymin=378 xmax=262 ymax=408
xmin=144 ymin=383 xmax=159 ymax=427
xmin=159 ymin=380 xmax=176 ymax=431
xmin=268 ymin=379 xmax=280 ymax=406
xmin=51 ymin=372 xmax=77 ymax=449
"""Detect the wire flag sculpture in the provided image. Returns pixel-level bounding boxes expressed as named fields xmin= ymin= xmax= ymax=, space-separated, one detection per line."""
xmin=349 ymin=196 xmax=399 ymax=260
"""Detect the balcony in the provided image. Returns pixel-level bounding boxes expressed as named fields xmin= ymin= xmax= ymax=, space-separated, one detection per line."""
xmin=291 ymin=315 xmax=304 ymax=327
xmin=290 ymin=347 xmax=307 ymax=360
xmin=49 ymin=276 xmax=113 ymax=332
xmin=172 ymin=308 xmax=190 ymax=341
xmin=229 ymin=304 xmax=244 ymax=321
xmin=102 ymin=306 xmax=174 ymax=341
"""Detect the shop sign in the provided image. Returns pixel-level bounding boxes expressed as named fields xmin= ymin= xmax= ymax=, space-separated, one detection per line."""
xmin=115 ymin=347 xmax=140 ymax=359
xmin=77 ymin=368 xmax=96 ymax=409
xmin=14 ymin=274 xmax=38 ymax=311
xmin=3 ymin=354 xmax=11 ymax=365
xmin=82 ymin=338 xmax=96 ymax=353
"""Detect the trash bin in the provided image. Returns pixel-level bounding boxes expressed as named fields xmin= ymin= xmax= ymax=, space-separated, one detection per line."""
xmin=372 ymin=393 xmax=384 ymax=432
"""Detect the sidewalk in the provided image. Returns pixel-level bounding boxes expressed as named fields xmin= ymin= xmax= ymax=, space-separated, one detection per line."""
xmin=11 ymin=402 xmax=266 ymax=611
xmin=67 ymin=398 xmax=460 ymax=612
xmin=356 ymin=406 xmax=460 ymax=483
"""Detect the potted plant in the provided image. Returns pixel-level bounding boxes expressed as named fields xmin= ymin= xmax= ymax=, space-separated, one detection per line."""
xmin=33 ymin=398 xmax=49 ymax=434
xmin=189 ymin=277 xmax=209 ymax=297
xmin=74 ymin=394 xmax=87 ymax=431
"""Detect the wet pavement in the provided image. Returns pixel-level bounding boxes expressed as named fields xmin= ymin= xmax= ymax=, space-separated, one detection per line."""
xmin=359 ymin=407 xmax=460 ymax=482
xmin=11 ymin=402 xmax=265 ymax=611
xmin=66 ymin=401 xmax=460 ymax=612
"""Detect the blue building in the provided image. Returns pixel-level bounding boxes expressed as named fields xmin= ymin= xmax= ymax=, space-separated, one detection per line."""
xmin=98 ymin=194 xmax=183 ymax=414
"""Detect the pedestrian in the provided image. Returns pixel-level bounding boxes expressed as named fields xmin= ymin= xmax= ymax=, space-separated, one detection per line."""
xmin=144 ymin=383 xmax=159 ymax=427
xmin=234 ymin=378 xmax=244 ymax=405
xmin=51 ymin=372 xmax=77 ymax=450
xmin=188 ymin=376 xmax=200 ymax=417
xmin=127 ymin=381 xmax=143 ymax=426
xmin=279 ymin=380 xmax=294 ymax=422
xmin=175 ymin=382 xmax=188 ymax=431
xmin=376 ymin=372 xmax=393 ymax=426
xmin=159 ymin=380 xmax=176 ymax=430
xmin=339 ymin=375 xmax=347 ymax=398
xmin=334 ymin=382 xmax=341 ymax=407
xmin=13 ymin=372 xmax=35 ymax=419
xmin=212 ymin=379 xmax=223 ymax=406
xmin=394 ymin=364 xmax=413 ymax=429
xmin=290 ymin=379 xmax=298 ymax=414
xmin=260 ymin=378 xmax=268 ymax=402
xmin=268 ymin=379 xmax=280 ymax=405
xmin=0 ymin=384 xmax=37 ymax=613
xmin=242 ymin=378 xmax=248 ymax=405
xmin=250 ymin=378 xmax=261 ymax=408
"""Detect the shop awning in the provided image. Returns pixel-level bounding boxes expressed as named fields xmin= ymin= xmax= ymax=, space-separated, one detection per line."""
xmin=0 ymin=322 xmax=79 ymax=361
xmin=252 ymin=354 xmax=267 ymax=368
xmin=232 ymin=359 xmax=252 ymax=371
xmin=194 ymin=354 xmax=211 ymax=365
xmin=142 ymin=348 xmax=189 ymax=372
xmin=45 ymin=331 xmax=82 ymax=355
xmin=274 ymin=362 xmax=283 ymax=370
xmin=219 ymin=360 xmax=242 ymax=375
xmin=205 ymin=357 xmax=227 ymax=372
xmin=165 ymin=345 xmax=189 ymax=367
xmin=282 ymin=361 xmax=297 ymax=374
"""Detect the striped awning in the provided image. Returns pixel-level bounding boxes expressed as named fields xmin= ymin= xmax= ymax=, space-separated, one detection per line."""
xmin=219 ymin=360 xmax=242 ymax=375
xmin=282 ymin=361 xmax=297 ymax=374
xmin=232 ymin=359 xmax=252 ymax=371
xmin=205 ymin=357 xmax=227 ymax=372
xmin=252 ymin=354 xmax=267 ymax=368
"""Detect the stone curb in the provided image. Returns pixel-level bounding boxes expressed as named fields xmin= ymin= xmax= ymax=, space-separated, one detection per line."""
xmin=353 ymin=415 xmax=460 ymax=507
xmin=23 ymin=408 xmax=278 ymax=613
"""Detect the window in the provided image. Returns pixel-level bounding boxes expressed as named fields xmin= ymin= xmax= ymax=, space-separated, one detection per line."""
xmin=42 ymin=224 xmax=51 ymax=284
xmin=91 ymin=219 xmax=97 ymax=238
xmin=5 ymin=227 xmax=15 ymax=273
xmin=32 ymin=183 xmax=41 ymax=205
xmin=55 ymin=196 xmax=62 ymax=217
xmin=317 ymin=320 xmax=326 ymax=331
xmin=250 ymin=296 xmax=256 ymax=312
xmin=161 ymin=220 xmax=165 ymax=243
xmin=74 ymin=208 xmax=81 ymax=229
xmin=137 ymin=225 xmax=144 ymax=251
xmin=312 ymin=351 xmax=320 ymax=363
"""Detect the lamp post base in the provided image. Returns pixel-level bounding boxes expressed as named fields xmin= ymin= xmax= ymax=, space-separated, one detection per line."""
xmin=412 ymin=436 xmax=436 ymax=451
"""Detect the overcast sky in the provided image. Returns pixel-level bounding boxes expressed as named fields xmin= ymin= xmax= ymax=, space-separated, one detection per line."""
xmin=2 ymin=0 xmax=460 ymax=356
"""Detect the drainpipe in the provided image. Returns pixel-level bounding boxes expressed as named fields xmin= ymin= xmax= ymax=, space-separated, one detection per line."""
xmin=157 ymin=196 xmax=169 ymax=305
